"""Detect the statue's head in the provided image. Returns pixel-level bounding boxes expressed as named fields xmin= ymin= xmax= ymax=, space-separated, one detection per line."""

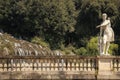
xmin=102 ymin=13 xmax=107 ymax=21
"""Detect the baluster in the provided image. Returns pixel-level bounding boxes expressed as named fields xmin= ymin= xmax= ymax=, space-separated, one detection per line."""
xmin=42 ymin=58 xmax=45 ymax=71
xmin=33 ymin=59 xmax=36 ymax=71
xmin=70 ymin=58 xmax=72 ymax=71
xmin=76 ymin=58 xmax=79 ymax=71
xmin=45 ymin=58 xmax=47 ymax=71
xmin=73 ymin=58 xmax=75 ymax=71
xmin=79 ymin=59 xmax=81 ymax=71
xmin=25 ymin=58 xmax=28 ymax=71
xmin=53 ymin=58 xmax=56 ymax=71
xmin=32 ymin=58 xmax=34 ymax=71
xmin=65 ymin=58 xmax=68 ymax=71
xmin=51 ymin=58 xmax=53 ymax=71
xmin=37 ymin=59 xmax=39 ymax=70
xmin=47 ymin=58 xmax=50 ymax=71
xmin=0 ymin=59 xmax=2 ymax=71
xmin=71 ymin=58 xmax=73 ymax=71
xmin=119 ymin=59 xmax=120 ymax=71
xmin=74 ymin=58 xmax=76 ymax=70
xmin=95 ymin=58 xmax=98 ymax=71
xmin=87 ymin=58 xmax=89 ymax=71
xmin=21 ymin=59 xmax=23 ymax=71
xmin=27 ymin=58 xmax=30 ymax=71
xmin=34 ymin=58 xmax=37 ymax=71
xmin=74 ymin=58 xmax=76 ymax=71
xmin=84 ymin=59 xmax=87 ymax=71
xmin=93 ymin=58 xmax=96 ymax=71
xmin=2 ymin=59 xmax=4 ymax=71
xmin=114 ymin=59 xmax=117 ymax=71
xmin=78 ymin=58 xmax=81 ymax=71
xmin=86 ymin=59 xmax=88 ymax=71
xmin=91 ymin=59 xmax=94 ymax=71
xmin=56 ymin=57 xmax=59 ymax=71
xmin=82 ymin=59 xmax=85 ymax=71
xmin=4 ymin=59 xmax=6 ymax=71
xmin=41 ymin=58 xmax=43 ymax=71
xmin=16 ymin=59 xmax=20 ymax=71
xmin=14 ymin=59 xmax=17 ymax=71
xmin=7 ymin=59 xmax=9 ymax=71
xmin=56 ymin=57 xmax=58 ymax=71
xmin=60 ymin=57 xmax=62 ymax=71
xmin=19 ymin=59 xmax=21 ymax=71
xmin=116 ymin=59 xmax=118 ymax=71
xmin=38 ymin=59 xmax=40 ymax=71
xmin=88 ymin=59 xmax=90 ymax=71
xmin=62 ymin=58 xmax=65 ymax=71
xmin=46 ymin=58 xmax=48 ymax=71
xmin=112 ymin=59 xmax=115 ymax=71
xmin=11 ymin=59 xmax=13 ymax=71
xmin=16 ymin=59 xmax=19 ymax=71
xmin=1 ymin=59 xmax=4 ymax=71
xmin=59 ymin=57 xmax=62 ymax=71
xmin=49 ymin=58 xmax=51 ymax=71
xmin=90 ymin=59 xmax=92 ymax=71
xmin=67 ymin=58 xmax=70 ymax=71
xmin=23 ymin=59 xmax=25 ymax=71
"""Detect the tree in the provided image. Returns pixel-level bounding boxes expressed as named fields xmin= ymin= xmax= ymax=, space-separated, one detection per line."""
xmin=0 ymin=0 xmax=76 ymax=49
xmin=75 ymin=0 xmax=101 ymax=37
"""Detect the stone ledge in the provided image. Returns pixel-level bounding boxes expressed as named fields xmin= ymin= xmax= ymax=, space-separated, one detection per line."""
xmin=97 ymin=55 xmax=120 ymax=59
xmin=0 ymin=71 xmax=96 ymax=79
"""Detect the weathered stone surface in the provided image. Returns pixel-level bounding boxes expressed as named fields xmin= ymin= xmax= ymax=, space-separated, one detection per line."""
xmin=0 ymin=71 xmax=96 ymax=79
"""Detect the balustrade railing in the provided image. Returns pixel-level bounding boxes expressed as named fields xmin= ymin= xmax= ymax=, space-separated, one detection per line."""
xmin=1 ymin=56 xmax=120 ymax=79
xmin=0 ymin=56 xmax=120 ymax=72
xmin=0 ymin=56 xmax=97 ymax=71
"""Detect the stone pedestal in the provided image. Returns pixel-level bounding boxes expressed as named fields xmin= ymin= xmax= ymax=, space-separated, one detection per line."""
xmin=97 ymin=56 xmax=117 ymax=79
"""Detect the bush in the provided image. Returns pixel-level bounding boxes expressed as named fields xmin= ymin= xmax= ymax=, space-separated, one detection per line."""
xmin=109 ymin=43 xmax=118 ymax=55
xmin=31 ymin=36 xmax=49 ymax=47
xmin=61 ymin=45 xmax=76 ymax=55
xmin=86 ymin=37 xmax=99 ymax=56
xmin=74 ymin=47 xmax=87 ymax=55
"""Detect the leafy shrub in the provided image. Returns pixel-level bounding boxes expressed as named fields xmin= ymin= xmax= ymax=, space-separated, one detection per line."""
xmin=74 ymin=47 xmax=87 ymax=55
xmin=31 ymin=36 xmax=49 ymax=47
xmin=61 ymin=45 xmax=76 ymax=55
xmin=109 ymin=43 xmax=118 ymax=55
xmin=86 ymin=37 xmax=99 ymax=56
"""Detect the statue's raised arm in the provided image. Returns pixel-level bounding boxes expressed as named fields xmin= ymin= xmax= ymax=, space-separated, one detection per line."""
xmin=96 ymin=14 xmax=110 ymax=28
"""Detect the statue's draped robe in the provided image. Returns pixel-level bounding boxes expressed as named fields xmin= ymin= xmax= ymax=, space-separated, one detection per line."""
xmin=101 ymin=20 xmax=114 ymax=42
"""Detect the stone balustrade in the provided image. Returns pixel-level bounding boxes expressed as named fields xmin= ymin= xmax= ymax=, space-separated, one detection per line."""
xmin=0 ymin=56 xmax=120 ymax=79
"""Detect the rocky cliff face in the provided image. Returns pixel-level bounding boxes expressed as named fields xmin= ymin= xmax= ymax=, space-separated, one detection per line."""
xmin=0 ymin=32 xmax=55 ymax=57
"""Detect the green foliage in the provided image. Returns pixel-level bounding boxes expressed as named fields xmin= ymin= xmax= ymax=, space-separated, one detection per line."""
xmin=31 ymin=36 xmax=49 ymax=47
xmin=86 ymin=37 xmax=99 ymax=56
xmin=109 ymin=43 xmax=118 ymax=55
xmin=61 ymin=45 xmax=76 ymax=55
xmin=74 ymin=47 xmax=87 ymax=55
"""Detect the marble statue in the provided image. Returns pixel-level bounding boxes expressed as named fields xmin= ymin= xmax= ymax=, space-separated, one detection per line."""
xmin=96 ymin=13 xmax=114 ymax=55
